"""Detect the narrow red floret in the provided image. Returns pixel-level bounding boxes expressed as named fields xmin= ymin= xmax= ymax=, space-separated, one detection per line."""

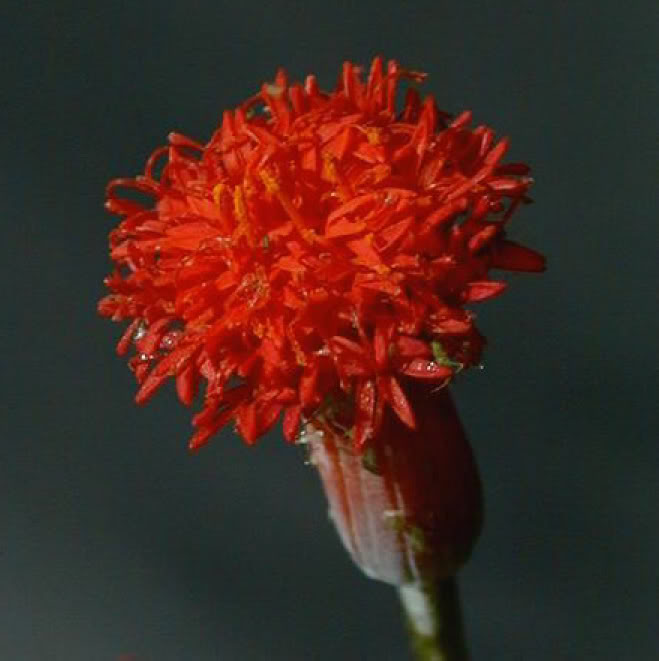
xmin=99 ymin=57 xmax=544 ymax=451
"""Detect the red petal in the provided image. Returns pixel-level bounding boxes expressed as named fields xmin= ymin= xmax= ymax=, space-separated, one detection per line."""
xmin=484 ymin=137 xmax=509 ymax=165
xmin=300 ymin=363 xmax=320 ymax=407
xmin=325 ymin=218 xmax=367 ymax=238
xmin=450 ymin=110 xmax=472 ymax=128
xmin=215 ymin=271 xmax=239 ymax=291
xmin=275 ymin=255 xmax=306 ymax=274
xmin=379 ymin=375 xmax=416 ymax=429
xmin=354 ymin=276 xmax=401 ymax=296
xmin=468 ymin=225 xmax=499 ymax=254
xmin=423 ymin=200 xmax=465 ymax=232
xmin=283 ymin=405 xmax=302 ymax=443
xmin=373 ymin=326 xmax=387 ymax=371
xmin=371 ymin=388 xmax=384 ymax=434
xmin=235 ymin=402 xmax=258 ymax=444
xmin=137 ymin=317 xmax=173 ymax=355
xmin=117 ymin=319 xmax=141 ymax=356
xmin=373 ymin=319 xmax=395 ymax=371
xmin=366 ymin=56 xmax=384 ymax=110
xmin=176 ymin=364 xmax=197 ymax=406
xmin=105 ymin=197 xmax=146 ymax=216
xmin=330 ymin=335 xmax=366 ymax=357
xmin=188 ymin=425 xmax=216 ymax=452
xmin=463 ymin=281 xmax=507 ymax=302
xmin=487 ymin=177 xmax=529 ymax=194
xmin=168 ymin=132 xmax=203 ymax=150
xmin=260 ymin=338 xmax=282 ymax=365
xmin=396 ymin=337 xmax=432 ymax=359
xmin=135 ymin=345 xmax=196 ymax=404
xmin=429 ymin=316 xmax=472 ymax=335
xmin=346 ymin=234 xmax=385 ymax=268
xmin=330 ymin=336 xmax=371 ymax=377
xmin=495 ymin=163 xmax=530 ymax=176
xmin=256 ymin=403 xmax=283 ymax=437
xmin=188 ymin=404 xmax=236 ymax=452
xmin=134 ymin=367 xmax=170 ymax=405
xmin=192 ymin=385 xmax=248 ymax=429
xmin=402 ymin=359 xmax=453 ymax=381
xmin=376 ymin=216 xmax=414 ymax=252
xmin=491 ymin=240 xmax=546 ymax=272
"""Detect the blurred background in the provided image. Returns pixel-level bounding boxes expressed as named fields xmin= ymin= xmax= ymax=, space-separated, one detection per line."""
xmin=2 ymin=1 xmax=657 ymax=659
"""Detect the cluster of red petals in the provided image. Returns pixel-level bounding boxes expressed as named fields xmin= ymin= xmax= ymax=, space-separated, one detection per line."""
xmin=99 ymin=57 xmax=545 ymax=451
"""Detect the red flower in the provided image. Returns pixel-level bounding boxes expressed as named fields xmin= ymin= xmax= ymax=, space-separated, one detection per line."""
xmin=99 ymin=57 xmax=545 ymax=451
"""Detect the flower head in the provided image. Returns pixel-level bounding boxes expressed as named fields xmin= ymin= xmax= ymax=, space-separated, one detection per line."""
xmin=99 ymin=57 xmax=544 ymax=451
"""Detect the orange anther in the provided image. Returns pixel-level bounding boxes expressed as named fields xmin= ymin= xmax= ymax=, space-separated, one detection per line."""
xmin=322 ymin=152 xmax=352 ymax=201
xmin=259 ymin=168 xmax=280 ymax=194
xmin=231 ymin=185 xmax=256 ymax=247
xmin=233 ymin=185 xmax=247 ymax=222
xmin=260 ymin=167 xmax=316 ymax=245
xmin=366 ymin=127 xmax=381 ymax=145
xmin=212 ymin=183 xmax=225 ymax=205
xmin=243 ymin=175 xmax=257 ymax=198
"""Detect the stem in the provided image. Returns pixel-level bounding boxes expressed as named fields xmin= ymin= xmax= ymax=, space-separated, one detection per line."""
xmin=399 ymin=577 xmax=469 ymax=661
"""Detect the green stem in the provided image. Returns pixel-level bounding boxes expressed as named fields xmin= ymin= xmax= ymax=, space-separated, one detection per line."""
xmin=398 ymin=577 xmax=469 ymax=661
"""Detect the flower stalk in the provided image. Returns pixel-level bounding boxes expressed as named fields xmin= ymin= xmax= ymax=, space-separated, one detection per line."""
xmin=399 ymin=577 xmax=468 ymax=661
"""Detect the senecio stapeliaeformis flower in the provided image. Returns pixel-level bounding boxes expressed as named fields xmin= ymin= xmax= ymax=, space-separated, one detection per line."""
xmin=99 ymin=57 xmax=544 ymax=659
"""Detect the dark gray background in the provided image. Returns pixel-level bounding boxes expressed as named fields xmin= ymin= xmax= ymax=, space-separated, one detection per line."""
xmin=2 ymin=1 xmax=657 ymax=659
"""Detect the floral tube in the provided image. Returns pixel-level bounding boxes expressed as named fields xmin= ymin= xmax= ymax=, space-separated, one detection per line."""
xmin=307 ymin=380 xmax=482 ymax=585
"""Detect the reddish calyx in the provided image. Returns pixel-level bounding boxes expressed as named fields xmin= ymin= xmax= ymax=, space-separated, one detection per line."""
xmin=308 ymin=381 xmax=482 ymax=584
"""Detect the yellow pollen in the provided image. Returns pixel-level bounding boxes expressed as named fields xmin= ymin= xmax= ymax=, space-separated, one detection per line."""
xmin=232 ymin=185 xmax=256 ymax=247
xmin=260 ymin=167 xmax=316 ymax=245
xmin=322 ymin=152 xmax=338 ymax=181
xmin=286 ymin=326 xmax=307 ymax=366
xmin=233 ymin=185 xmax=247 ymax=222
xmin=366 ymin=127 xmax=381 ymax=145
xmin=212 ymin=183 xmax=225 ymax=205
xmin=243 ymin=175 xmax=257 ymax=198
xmin=293 ymin=343 xmax=307 ymax=366
xmin=264 ymin=83 xmax=284 ymax=97
xmin=260 ymin=168 xmax=280 ymax=194
xmin=322 ymin=152 xmax=352 ymax=201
